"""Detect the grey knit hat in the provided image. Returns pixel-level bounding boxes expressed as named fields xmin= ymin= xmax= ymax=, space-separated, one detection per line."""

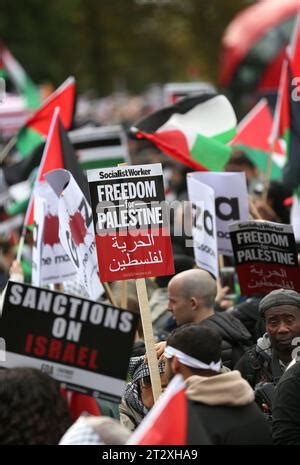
xmin=259 ymin=288 xmax=300 ymax=316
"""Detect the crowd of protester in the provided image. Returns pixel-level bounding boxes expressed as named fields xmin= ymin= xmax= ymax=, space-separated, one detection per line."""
xmin=0 ymin=98 xmax=300 ymax=445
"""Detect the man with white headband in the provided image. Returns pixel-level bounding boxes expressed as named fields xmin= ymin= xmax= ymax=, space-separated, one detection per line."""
xmin=164 ymin=324 xmax=272 ymax=445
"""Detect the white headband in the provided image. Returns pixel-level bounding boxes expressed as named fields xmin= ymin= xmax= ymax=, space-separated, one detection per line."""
xmin=164 ymin=345 xmax=221 ymax=372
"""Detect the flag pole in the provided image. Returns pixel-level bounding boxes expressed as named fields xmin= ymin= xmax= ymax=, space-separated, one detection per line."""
xmin=262 ymin=139 xmax=275 ymax=201
xmin=263 ymin=58 xmax=287 ymax=201
xmin=0 ymin=136 xmax=16 ymax=164
xmin=16 ymin=230 xmax=25 ymax=262
xmin=249 ymin=196 xmax=263 ymax=220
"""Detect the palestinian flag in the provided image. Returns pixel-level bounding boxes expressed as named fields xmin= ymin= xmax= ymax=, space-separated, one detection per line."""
xmin=0 ymin=43 xmax=40 ymax=109
xmin=276 ymin=61 xmax=290 ymax=154
xmin=69 ymin=125 xmax=129 ymax=171
xmin=23 ymin=107 xmax=88 ymax=228
xmin=273 ymin=13 xmax=300 ymax=164
xmin=267 ymin=13 xmax=300 ymax=191
xmin=131 ymin=94 xmax=236 ymax=172
xmin=127 ymin=375 xmax=211 ymax=445
xmin=16 ymin=76 xmax=75 ymax=158
xmin=230 ymin=99 xmax=285 ymax=180
xmin=280 ymin=60 xmax=300 ymax=190
xmin=0 ymin=94 xmax=29 ymax=139
xmin=287 ymin=10 xmax=300 ymax=86
xmin=2 ymin=142 xmax=45 ymax=188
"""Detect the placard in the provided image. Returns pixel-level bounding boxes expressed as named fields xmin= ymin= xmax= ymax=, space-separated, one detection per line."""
xmin=191 ymin=172 xmax=249 ymax=256
xmin=229 ymin=220 xmax=300 ymax=295
xmin=0 ymin=282 xmax=138 ymax=401
xmin=187 ymin=176 xmax=218 ymax=278
xmin=87 ymin=163 xmax=174 ymax=281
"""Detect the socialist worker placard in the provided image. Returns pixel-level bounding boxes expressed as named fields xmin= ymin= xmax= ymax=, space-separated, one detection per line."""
xmin=87 ymin=163 xmax=174 ymax=281
xmin=229 ymin=220 xmax=300 ymax=295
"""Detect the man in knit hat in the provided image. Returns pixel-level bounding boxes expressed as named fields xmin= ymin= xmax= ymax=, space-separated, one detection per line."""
xmin=235 ymin=288 xmax=300 ymax=395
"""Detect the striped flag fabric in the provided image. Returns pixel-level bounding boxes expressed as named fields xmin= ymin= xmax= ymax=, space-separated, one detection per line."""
xmin=131 ymin=93 xmax=236 ymax=172
xmin=0 ymin=94 xmax=28 ymax=139
xmin=23 ymin=107 xmax=88 ymax=228
xmin=69 ymin=125 xmax=129 ymax=171
xmin=0 ymin=42 xmax=40 ymax=109
xmin=16 ymin=76 xmax=75 ymax=158
xmin=230 ymin=99 xmax=285 ymax=180
xmin=278 ymin=11 xmax=300 ymax=151
xmin=280 ymin=60 xmax=300 ymax=190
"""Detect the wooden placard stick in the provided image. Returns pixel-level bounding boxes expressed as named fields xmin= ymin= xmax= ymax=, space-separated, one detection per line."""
xmin=121 ymin=280 xmax=128 ymax=309
xmin=135 ymin=277 xmax=161 ymax=402
xmin=218 ymin=254 xmax=224 ymax=271
xmin=262 ymin=138 xmax=275 ymax=202
xmin=103 ymin=282 xmax=117 ymax=307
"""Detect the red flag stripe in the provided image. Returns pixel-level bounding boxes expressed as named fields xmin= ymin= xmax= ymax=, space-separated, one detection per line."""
xmin=137 ymin=130 xmax=208 ymax=172
xmin=24 ymin=77 xmax=75 ymax=135
xmin=23 ymin=107 xmax=63 ymax=227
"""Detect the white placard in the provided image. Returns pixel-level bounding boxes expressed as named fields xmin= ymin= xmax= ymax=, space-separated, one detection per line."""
xmin=187 ymin=176 xmax=218 ymax=278
xmin=46 ymin=169 xmax=103 ymax=300
xmin=190 ymin=172 xmax=249 ymax=256
xmin=32 ymin=184 xmax=76 ymax=287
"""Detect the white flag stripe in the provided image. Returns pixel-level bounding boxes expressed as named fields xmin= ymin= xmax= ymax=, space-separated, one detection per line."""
xmin=157 ymin=95 xmax=237 ymax=138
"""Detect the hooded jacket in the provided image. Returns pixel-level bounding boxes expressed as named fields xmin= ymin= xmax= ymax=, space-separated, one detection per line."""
xmin=185 ymin=371 xmax=272 ymax=445
xmin=201 ymin=312 xmax=252 ymax=369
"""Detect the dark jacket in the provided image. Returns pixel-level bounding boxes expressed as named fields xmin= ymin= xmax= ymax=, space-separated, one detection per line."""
xmin=188 ymin=400 xmax=272 ymax=445
xmin=231 ymin=296 xmax=265 ymax=341
xmin=272 ymin=361 xmax=300 ymax=445
xmin=201 ymin=312 xmax=252 ymax=369
xmin=235 ymin=334 xmax=286 ymax=389
xmin=185 ymin=372 xmax=272 ymax=445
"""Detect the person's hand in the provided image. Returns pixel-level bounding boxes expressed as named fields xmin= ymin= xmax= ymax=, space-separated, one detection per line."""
xmin=155 ymin=341 xmax=167 ymax=361
xmin=250 ymin=196 xmax=280 ymax=222
xmin=9 ymin=260 xmax=24 ymax=282
xmin=215 ymin=280 xmax=233 ymax=311
xmin=248 ymin=195 xmax=263 ymax=220
xmin=144 ymin=341 xmax=166 ymax=363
